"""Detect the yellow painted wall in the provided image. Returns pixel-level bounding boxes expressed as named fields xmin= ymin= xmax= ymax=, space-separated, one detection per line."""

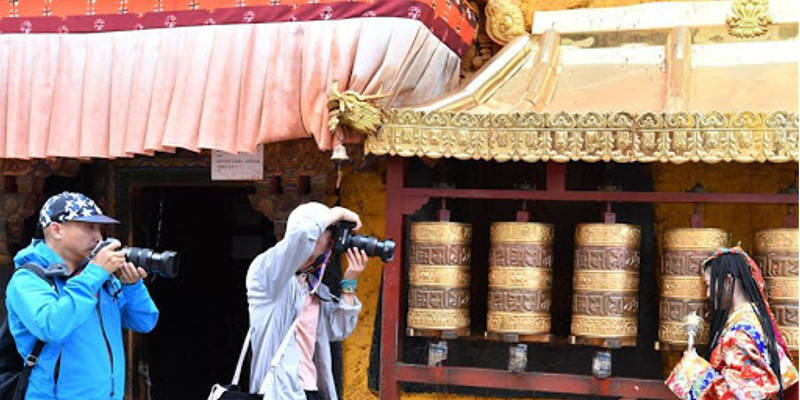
xmin=339 ymin=168 xmax=386 ymax=400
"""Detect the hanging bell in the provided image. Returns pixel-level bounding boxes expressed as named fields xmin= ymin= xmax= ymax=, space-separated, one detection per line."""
xmin=331 ymin=143 xmax=349 ymax=163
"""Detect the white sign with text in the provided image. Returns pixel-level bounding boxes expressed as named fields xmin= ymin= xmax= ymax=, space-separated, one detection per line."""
xmin=211 ymin=145 xmax=264 ymax=181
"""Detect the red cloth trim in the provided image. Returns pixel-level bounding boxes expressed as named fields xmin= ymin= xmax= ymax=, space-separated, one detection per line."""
xmin=0 ymin=1 xmax=475 ymax=56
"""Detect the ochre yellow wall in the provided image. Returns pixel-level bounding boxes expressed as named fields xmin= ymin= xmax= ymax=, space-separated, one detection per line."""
xmin=339 ymin=168 xmax=386 ymax=400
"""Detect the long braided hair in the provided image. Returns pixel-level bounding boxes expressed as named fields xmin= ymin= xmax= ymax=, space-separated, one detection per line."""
xmin=704 ymin=248 xmax=789 ymax=400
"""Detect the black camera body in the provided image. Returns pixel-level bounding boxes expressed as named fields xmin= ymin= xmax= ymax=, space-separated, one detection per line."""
xmin=331 ymin=221 xmax=395 ymax=262
xmin=93 ymin=238 xmax=180 ymax=278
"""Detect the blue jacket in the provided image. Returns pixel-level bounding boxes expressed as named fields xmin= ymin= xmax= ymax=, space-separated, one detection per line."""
xmin=5 ymin=240 xmax=159 ymax=400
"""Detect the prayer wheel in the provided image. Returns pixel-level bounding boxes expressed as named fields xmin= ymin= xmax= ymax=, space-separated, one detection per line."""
xmin=571 ymin=223 xmax=640 ymax=347
xmin=486 ymin=222 xmax=554 ymax=340
xmin=658 ymin=228 xmax=728 ymax=350
xmin=754 ymin=229 xmax=798 ymax=352
xmin=407 ymin=222 xmax=472 ymax=337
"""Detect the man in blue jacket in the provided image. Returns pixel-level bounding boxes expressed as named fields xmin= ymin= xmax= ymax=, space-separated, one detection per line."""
xmin=5 ymin=192 xmax=159 ymax=400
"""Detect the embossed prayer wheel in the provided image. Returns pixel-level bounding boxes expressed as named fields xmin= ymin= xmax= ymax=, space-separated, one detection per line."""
xmin=754 ymin=229 xmax=799 ymax=352
xmin=407 ymin=222 xmax=472 ymax=337
xmin=658 ymin=228 xmax=728 ymax=350
xmin=571 ymin=223 xmax=641 ymax=347
xmin=486 ymin=222 xmax=554 ymax=340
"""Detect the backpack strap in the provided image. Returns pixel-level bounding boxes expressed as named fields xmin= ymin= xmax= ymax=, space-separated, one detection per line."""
xmin=10 ymin=262 xmax=58 ymax=400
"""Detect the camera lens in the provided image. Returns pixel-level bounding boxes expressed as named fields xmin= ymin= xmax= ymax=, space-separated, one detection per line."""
xmin=348 ymin=234 xmax=395 ymax=262
xmin=122 ymin=247 xmax=180 ymax=278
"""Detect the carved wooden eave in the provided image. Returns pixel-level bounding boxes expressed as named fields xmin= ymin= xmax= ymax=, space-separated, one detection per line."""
xmin=366 ymin=0 xmax=800 ymax=164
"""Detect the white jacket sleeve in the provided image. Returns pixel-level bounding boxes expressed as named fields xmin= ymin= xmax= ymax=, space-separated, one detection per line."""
xmin=321 ymin=296 xmax=362 ymax=342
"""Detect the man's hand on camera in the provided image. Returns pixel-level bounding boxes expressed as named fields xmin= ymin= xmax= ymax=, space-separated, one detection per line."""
xmin=93 ymin=241 xmax=127 ymax=275
xmin=116 ymin=262 xmax=148 ymax=285
xmin=328 ymin=207 xmax=362 ymax=231
xmin=344 ymin=248 xmax=368 ymax=280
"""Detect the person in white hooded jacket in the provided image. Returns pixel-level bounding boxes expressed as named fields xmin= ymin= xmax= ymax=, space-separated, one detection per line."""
xmin=246 ymin=202 xmax=367 ymax=400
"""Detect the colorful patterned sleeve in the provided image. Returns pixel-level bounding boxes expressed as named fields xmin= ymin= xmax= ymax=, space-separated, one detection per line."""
xmin=667 ymin=329 xmax=786 ymax=400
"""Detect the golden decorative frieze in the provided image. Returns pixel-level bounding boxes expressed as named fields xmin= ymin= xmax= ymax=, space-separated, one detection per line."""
xmin=410 ymin=222 xmax=472 ymax=244
xmin=663 ymin=228 xmax=730 ymax=250
xmin=573 ymin=271 xmax=639 ymax=293
xmin=575 ymin=224 xmax=641 ymax=247
xmin=489 ymin=267 xmax=551 ymax=289
xmin=755 ymin=229 xmax=799 ymax=252
xmin=407 ymin=309 xmax=470 ymax=330
xmin=366 ymin=111 xmax=800 ymax=164
xmin=659 ymin=321 xmax=709 ymax=345
xmin=571 ymin=315 xmax=637 ymax=338
xmin=409 ymin=265 xmax=471 ymax=287
xmin=765 ymin=277 xmax=799 ymax=301
xmin=491 ymin=222 xmax=554 ymax=244
xmin=726 ymin=0 xmax=772 ymax=38
xmin=780 ymin=327 xmax=799 ymax=350
xmin=661 ymin=277 xmax=706 ymax=299
xmin=487 ymin=312 xmax=550 ymax=334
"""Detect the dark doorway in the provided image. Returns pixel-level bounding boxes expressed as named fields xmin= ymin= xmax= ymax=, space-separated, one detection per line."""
xmin=130 ymin=186 xmax=274 ymax=400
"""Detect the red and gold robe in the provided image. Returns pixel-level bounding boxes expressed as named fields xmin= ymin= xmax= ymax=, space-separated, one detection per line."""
xmin=667 ymin=303 xmax=798 ymax=400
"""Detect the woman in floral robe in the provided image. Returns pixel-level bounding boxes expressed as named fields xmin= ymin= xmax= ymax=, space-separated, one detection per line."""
xmin=666 ymin=247 xmax=798 ymax=400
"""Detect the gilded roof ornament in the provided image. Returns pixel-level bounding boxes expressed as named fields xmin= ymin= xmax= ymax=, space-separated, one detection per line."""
xmin=726 ymin=0 xmax=772 ymax=38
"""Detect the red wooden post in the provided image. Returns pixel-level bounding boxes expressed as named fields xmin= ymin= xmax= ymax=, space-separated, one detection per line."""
xmin=380 ymin=157 xmax=405 ymax=400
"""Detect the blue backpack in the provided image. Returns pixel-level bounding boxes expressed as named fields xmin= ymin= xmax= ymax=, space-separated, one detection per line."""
xmin=0 ymin=263 xmax=56 ymax=400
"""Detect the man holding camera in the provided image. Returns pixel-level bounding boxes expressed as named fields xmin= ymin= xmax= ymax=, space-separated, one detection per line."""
xmin=5 ymin=192 xmax=159 ymax=400
xmin=246 ymin=202 xmax=368 ymax=400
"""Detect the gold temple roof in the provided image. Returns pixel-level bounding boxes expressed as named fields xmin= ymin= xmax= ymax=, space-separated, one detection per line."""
xmin=366 ymin=0 xmax=800 ymax=163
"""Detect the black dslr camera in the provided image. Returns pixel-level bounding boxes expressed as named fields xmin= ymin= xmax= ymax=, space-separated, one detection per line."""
xmin=92 ymin=238 xmax=180 ymax=278
xmin=331 ymin=221 xmax=395 ymax=262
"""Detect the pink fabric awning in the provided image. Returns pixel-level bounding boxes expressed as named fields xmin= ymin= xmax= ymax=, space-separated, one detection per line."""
xmin=0 ymin=14 xmax=464 ymax=159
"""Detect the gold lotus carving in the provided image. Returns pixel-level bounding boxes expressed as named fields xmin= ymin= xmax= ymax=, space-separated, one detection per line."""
xmin=661 ymin=277 xmax=707 ymax=299
xmin=487 ymin=312 xmax=550 ymax=333
xmin=410 ymin=222 xmax=472 ymax=244
xmin=409 ymin=265 xmax=471 ymax=287
xmin=659 ymin=321 xmax=710 ymax=345
xmin=573 ymin=271 xmax=639 ymax=293
xmin=491 ymin=222 xmax=554 ymax=243
xmin=489 ymin=267 xmax=551 ymax=289
xmin=407 ymin=309 xmax=470 ymax=330
xmin=571 ymin=315 xmax=637 ymax=338
xmin=726 ymin=0 xmax=771 ymax=38
xmin=780 ymin=327 xmax=798 ymax=350
xmin=365 ymin=111 xmax=799 ymax=164
xmin=754 ymin=229 xmax=799 ymax=252
xmin=765 ymin=277 xmax=799 ymax=301
xmin=663 ymin=228 xmax=730 ymax=250
xmin=575 ymin=224 xmax=641 ymax=247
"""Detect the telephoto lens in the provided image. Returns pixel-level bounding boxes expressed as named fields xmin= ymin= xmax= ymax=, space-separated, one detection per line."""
xmin=123 ymin=247 xmax=180 ymax=278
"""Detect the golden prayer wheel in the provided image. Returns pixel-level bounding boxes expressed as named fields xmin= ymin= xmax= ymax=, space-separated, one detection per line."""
xmin=754 ymin=229 xmax=798 ymax=352
xmin=486 ymin=222 xmax=554 ymax=341
xmin=407 ymin=222 xmax=472 ymax=337
xmin=570 ymin=223 xmax=640 ymax=347
xmin=657 ymin=228 xmax=728 ymax=350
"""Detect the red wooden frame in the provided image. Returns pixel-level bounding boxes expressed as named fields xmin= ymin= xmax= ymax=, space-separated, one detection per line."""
xmin=379 ymin=157 xmax=798 ymax=400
